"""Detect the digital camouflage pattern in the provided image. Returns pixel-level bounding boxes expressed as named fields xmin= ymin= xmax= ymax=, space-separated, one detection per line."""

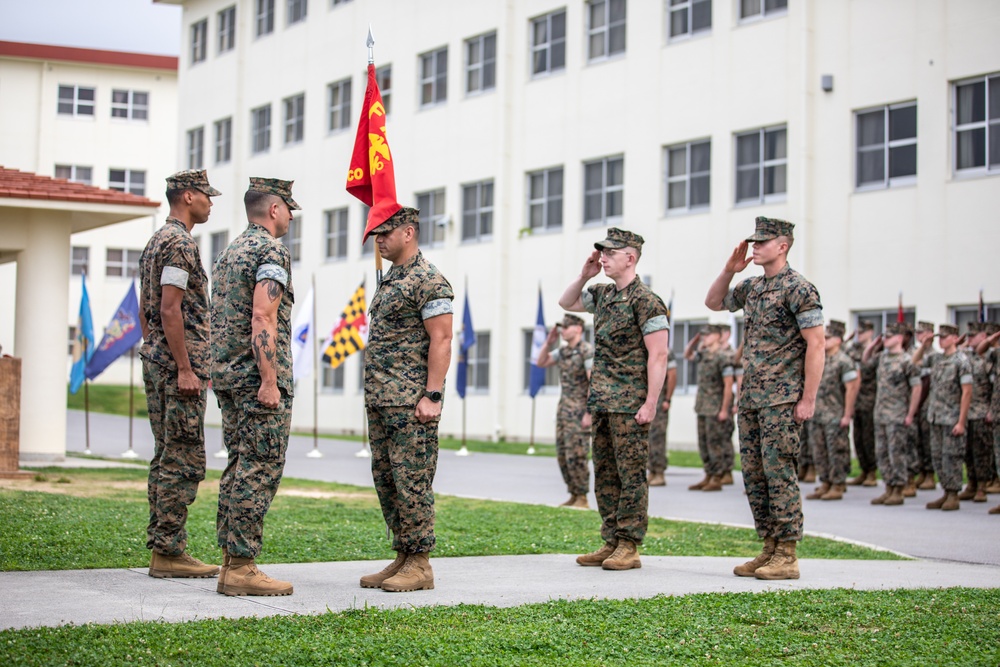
xmin=987 ymin=347 xmax=1000 ymax=479
xmin=722 ymin=264 xmax=823 ymax=411
xmin=593 ymin=227 xmax=645 ymax=251
xmin=552 ymin=341 xmax=594 ymax=495
xmin=583 ymin=276 xmax=669 ymax=413
xmin=745 ymin=216 xmax=795 ymax=242
xmin=143 ymin=360 xmax=207 ymax=556
xmin=925 ymin=351 xmax=972 ymax=426
xmin=845 ymin=340 xmax=878 ymax=412
xmin=966 ymin=347 xmax=992 ymax=421
xmin=211 ymin=223 xmax=295 ymax=393
xmin=807 ymin=419 xmax=850 ymax=485
xmin=875 ymin=422 xmax=914 ymax=487
xmin=813 ymin=349 xmax=858 ymax=423
xmin=964 ymin=344 xmax=992 ymax=483
xmin=647 ymin=350 xmax=678 ymax=475
xmin=592 ymin=412 xmax=649 ymax=545
xmin=364 ymin=250 xmax=454 ymax=406
xmin=738 ymin=404 xmax=803 ymax=542
xmin=166 ymin=169 xmax=222 ymax=197
xmin=697 ymin=415 xmax=734 ymax=477
xmin=215 ymin=388 xmax=291 ymax=558
xmin=846 ymin=341 xmax=878 ymax=473
xmin=248 ymin=176 xmax=301 ymax=210
xmin=138 ymin=218 xmax=210 ymax=378
xmin=874 ymin=351 xmax=921 ymax=424
xmin=930 ymin=424 xmax=966 ymax=491
xmin=367 ymin=406 xmax=439 ymax=553
xmin=693 ymin=349 xmax=734 ymax=416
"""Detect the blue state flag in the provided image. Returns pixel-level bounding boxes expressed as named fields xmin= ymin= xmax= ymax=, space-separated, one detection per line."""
xmin=456 ymin=291 xmax=476 ymax=399
xmin=528 ymin=287 xmax=547 ymax=398
xmin=69 ymin=273 xmax=95 ymax=393
xmin=85 ymin=280 xmax=143 ymax=380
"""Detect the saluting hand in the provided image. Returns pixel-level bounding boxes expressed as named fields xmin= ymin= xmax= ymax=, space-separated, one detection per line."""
xmin=724 ymin=241 xmax=753 ymax=274
xmin=581 ymin=250 xmax=602 ymax=279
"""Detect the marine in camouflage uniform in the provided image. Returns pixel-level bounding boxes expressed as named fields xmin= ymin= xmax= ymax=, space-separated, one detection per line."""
xmin=916 ymin=323 xmax=973 ymax=510
xmin=362 ymin=207 xmax=454 ymax=593
xmin=961 ymin=323 xmax=993 ymax=502
xmin=709 ymin=217 xmax=824 ymax=580
xmin=978 ymin=323 xmax=1000 ymax=514
xmin=212 ymin=177 xmax=298 ymax=596
xmin=537 ymin=314 xmax=594 ymax=505
xmin=561 ymin=228 xmax=669 ymax=570
xmin=805 ymin=320 xmax=859 ymax=500
xmin=868 ymin=322 xmax=922 ymax=505
xmin=845 ymin=322 xmax=878 ymax=485
xmin=138 ymin=169 xmax=220 ymax=578
xmin=687 ymin=325 xmax=735 ymax=491
xmin=647 ymin=349 xmax=678 ymax=485
xmin=913 ymin=321 xmax=939 ymax=488
xmin=717 ymin=328 xmax=739 ymax=480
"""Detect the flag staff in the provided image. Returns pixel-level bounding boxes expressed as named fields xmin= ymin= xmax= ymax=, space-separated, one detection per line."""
xmin=366 ymin=25 xmax=385 ymax=287
xmin=456 ymin=276 xmax=471 ymax=456
xmin=121 ymin=345 xmax=139 ymax=458
xmin=83 ymin=355 xmax=91 ymax=455
xmin=307 ymin=272 xmax=323 ymax=458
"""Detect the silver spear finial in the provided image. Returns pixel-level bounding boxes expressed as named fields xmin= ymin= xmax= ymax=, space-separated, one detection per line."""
xmin=367 ymin=24 xmax=374 ymax=65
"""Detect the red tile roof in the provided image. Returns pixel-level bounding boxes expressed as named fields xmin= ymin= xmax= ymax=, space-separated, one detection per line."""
xmin=0 ymin=41 xmax=177 ymax=71
xmin=0 ymin=167 xmax=160 ymax=208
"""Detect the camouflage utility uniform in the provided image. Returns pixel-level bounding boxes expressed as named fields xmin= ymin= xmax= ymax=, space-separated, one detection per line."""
xmin=693 ymin=348 xmax=735 ymax=478
xmin=583 ymin=277 xmax=669 ymax=546
xmin=964 ymin=345 xmax=994 ymax=487
xmin=724 ymin=263 xmax=823 ymax=542
xmin=846 ymin=340 xmax=878 ymax=476
xmin=924 ymin=351 xmax=973 ymax=492
xmin=873 ymin=351 xmax=921 ymax=488
xmin=365 ymin=250 xmax=454 ymax=554
xmin=211 ymin=223 xmax=294 ymax=559
xmin=986 ymin=346 xmax=1000 ymax=483
xmin=551 ymin=340 xmax=594 ymax=496
xmin=139 ymin=217 xmax=210 ymax=556
xmin=808 ymin=349 xmax=857 ymax=487
xmin=647 ymin=350 xmax=678 ymax=476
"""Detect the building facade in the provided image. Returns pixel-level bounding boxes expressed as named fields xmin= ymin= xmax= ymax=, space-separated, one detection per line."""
xmin=159 ymin=0 xmax=998 ymax=446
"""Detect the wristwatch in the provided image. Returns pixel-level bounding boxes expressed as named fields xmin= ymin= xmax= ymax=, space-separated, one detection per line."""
xmin=423 ymin=389 xmax=442 ymax=403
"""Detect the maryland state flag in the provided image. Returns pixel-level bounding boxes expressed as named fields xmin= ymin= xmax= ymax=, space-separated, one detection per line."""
xmin=321 ymin=281 xmax=369 ymax=369
xmin=347 ymin=63 xmax=401 ymax=243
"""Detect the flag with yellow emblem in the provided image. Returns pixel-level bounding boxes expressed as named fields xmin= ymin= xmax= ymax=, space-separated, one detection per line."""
xmin=321 ymin=280 xmax=369 ymax=369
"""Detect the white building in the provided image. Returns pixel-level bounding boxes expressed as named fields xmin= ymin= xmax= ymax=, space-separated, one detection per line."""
xmin=0 ymin=40 xmax=178 ymax=387
xmin=159 ymin=0 xmax=999 ymax=447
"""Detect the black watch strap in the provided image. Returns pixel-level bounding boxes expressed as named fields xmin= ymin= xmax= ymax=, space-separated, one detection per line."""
xmin=423 ymin=390 xmax=442 ymax=403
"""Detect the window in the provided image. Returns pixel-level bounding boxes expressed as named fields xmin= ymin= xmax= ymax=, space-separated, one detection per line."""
xmin=327 ymin=78 xmax=352 ymax=131
xmin=376 ymin=64 xmax=392 ymax=114
xmin=419 ymin=47 xmax=448 ymax=107
xmin=952 ymin=303 xmax=1000 ymax=329
xmin=282 ymin=216 xmax=302 ymax=262
xmin=106 ymin=248 xmax=141 ymax=278
xmin=218 ymin=6 xmax=236 ymax=53
xmin=71 ymin=246 xmax=89 ymax=276
xmin=55 ymin=165 xmax=92 ymax=185
xmin=214 ymin=117 xmax=232 ymax=164
xmin=465 ymin=32 xmax=496 ymax=94
xmin=739 ymin=0 xmax=787 ymax=20
xmin=531 ymin=9 xmax=566 ymax=76
xmin=111 ymin=90 xmax=148 ymax=120
xmin=672 ymin=320 xmax=707 ymax=391
xmin=190 ymin=19 xmax=208 ymax=63
xmin=666 ymin=139 xmax=710 ymax=212
xmin=287 ymin=0 xmax=307 ymax=25
xmin=284 ymin=93 xmax=305 ymax=144
xmin=321 ymin=365 xmax=345 ymax=392
xmin=361 ymin=204 xmax=375 ymax=256
xmin=954 ymin=73 xmax=1000 ymax=173
xmin=416 ymin=188 xmax=446 ymax=247
xmin=187 ymin=127 xmax=205 ymax=169
xmin=668 ymin=0 xmax=711 ymax=39
xmin=527 ymin=167 xmax=563 ymax=231
xmin=109 ymin=169 xmax=145 ymax=196
xmin=856 ymin=102 xmax=917 ymax=188
xmin=468 ymin=331 xmax=491 ymax=392
xmin=461 ymin=180 xmax=494 ymax=242
xmin=210 ymin=231 xmax=229 ymax=274
xmin=583 ymin=155 xmax=624 ymax=225
xmin=325 ymin=207 xmax=349 ymax=260
xmin=251 ymin=104 xmax=271 ymax=154
xmin=522 ymin=330 xmax=559 ymax=393
xmin=256 ymin=0 xmax=275 ymax=36
xmin=587 ymin=0 xmax=626 ymax=61
xmin=735 ymin=125 xmax=786 ymax=203
xmin=67 ymin=326 xmax=77 ymax=356
xmin=853 ymin=309 xmax=917 ymax=336
xmin=57 ymin=85 xmax=95 ymax=116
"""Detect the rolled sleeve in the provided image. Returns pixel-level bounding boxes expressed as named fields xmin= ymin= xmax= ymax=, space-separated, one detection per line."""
xmin=421 ymin=298 xmax=453 ymax=320
xmin=642 ymin=314 xmax=669 ymax=336
xmin=581 ymin=288 xmax=596 ymax=314
xmin=796 ymin=308 xmax=824 ymax=330
xmin=160 ymin=266 xmax=189 ymax=290
xmin=841 ymin=369 xmax=859 ymax=383
xmin=256 ymin=263 xmax=288 ymax=288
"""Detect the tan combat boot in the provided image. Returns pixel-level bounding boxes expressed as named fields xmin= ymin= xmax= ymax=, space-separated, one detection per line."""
xmin=648 ymin=471 xmax=666 ymax=487
xmin=902 ymin=476 xmax=917 ymax=498
xmin=381 ymin=553 xmax=434 ymax=592
xmin=871 ymin=486 xmax=891 ymax=505
xmin=601 ymin=539 xmax=641 ymax=570
xmin=688 ymin=474 xmax=710 ymax=491
xmin=984 ymin=478 xmax=1000 ymax=494
xmin=957 ymin=482 xmax=977 ymax=501
xmin=576 ymin=542 xmax=617 ymax=566
xmin=702 ymin=475 xmax=723 ymax=492
xmin=926 ymin=492 xmax=948 ymax=509
xmin=223 ymin=557 xmax=293 ymax=596
xmin=754 ymin=541 xmax=800 ymax=580
xmin=918 ymin=473 xmax=937 ymax=490
xmin=360 ymin=552 xmax=406 ymax=589
xmin=559 ymin=494 xmax=577 ymax=507
xmin=820 ymin=484 xmax=843 ymax=501
xmin=846 ymin=472 xmax=866 ymax=486
xmin=883 ymin=485 xmax=905 ymax=506
xmin=569 ymin=494 xmax=590 ymax=509
xmin=941 ymin=490 xmax=961 ymax=511
xmin=806 ymin=481 xmax=831 ymax=500
xmin=862 ymin=470 xmax=879 ymax=487
xmin=733 ymin=537 xmax=776 ymax=577
xmin=149 ymin=551 xmax=220 ymax=579
xmin=973 ymin=487 xmax=988 ymax=503
xmin=217 ymin=547 xmax=230 ymax=594
xmin=801 ymin=465 xmax=817 ymax=483
xmin=721 ymin=470 xmax=734 ymax=485
xmin=988 ymin=504 xmax=1000 ymax=515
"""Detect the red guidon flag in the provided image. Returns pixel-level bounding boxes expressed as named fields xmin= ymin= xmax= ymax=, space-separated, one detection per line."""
xmin=347 ymin=63 xmax=401 ymax=242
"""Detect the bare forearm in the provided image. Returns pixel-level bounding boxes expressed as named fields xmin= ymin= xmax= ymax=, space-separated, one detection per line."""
xmin=426 ymin=337 xmax=451 ymax=390
xmin=958 ymin=385 xmax=972 ymax=426
xmin=558 ymin=274 xmax=589 ymax=312
xmin=721 ymin=376 xmax=734 ymax=413
xmin=802 ymin=340 xmax=825 ymax=403
xmin=705 ymin=271 xmax=734 ymax=311
xmin=906 ymin=385 xmax=921 ymax=421
xmin=162 ymin=305 xmax=192 ymax=371
xmin=251 ymin=314 xmax=279 ymax=387
xmin=843 ymin=380 xmax=859 ymax=419
xmin=665 ymin=368 xmax=677 ymax=401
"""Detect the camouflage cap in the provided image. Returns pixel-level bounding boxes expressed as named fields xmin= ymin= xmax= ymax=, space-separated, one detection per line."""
xmin=937 ymin=324 xmax=960 ymax=337
xmin=885 ymin=322 xmax=911 ymax=336
xmin=594 ymin=227 xmax=644 ymax=251
xmin=966 ymin=322 xmax=984 ymax=335
xmin=561 ymin=314 xmax=585 ymax=328
xmin=825 ymin=320 xmax=846 ymax=339
xmin=704 ymin=324 xmax=722 ymax=335
xmin=368 ymin=206 xmax=419 ymax=236
xmin=985 ymin=322 xmax=1000 ymax=335
xmin=166 ymin=169 xmax=221 ymax=197
xmin=248 ymin=177 xmax=301 ymax=210
xmin=916 ymin=321 xmax=935 ymax=334
xmin=746 ymin=216 xmax=795 ymax=242
xmin=856 ymin=320 xmax=875 ymax=332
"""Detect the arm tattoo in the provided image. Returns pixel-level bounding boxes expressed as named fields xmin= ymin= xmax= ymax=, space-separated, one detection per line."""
xmin=252 ymin=329 xmax=277 ymax=368
xmin=263 ymin=279 xmax=282 ymax=303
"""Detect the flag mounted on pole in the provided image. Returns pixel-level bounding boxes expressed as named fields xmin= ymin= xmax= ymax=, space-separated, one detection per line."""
xmin=69 ymin=273 xmax=95 ymax=394
xmin=978 ymin=289 xmax=987 ymax=323
xmin=456 ymin=291 xmax=476 ymax=399
xmin=897 ymin=291 xmax=905 ymax=324
xmin=85 ymin=280 xmax=142 ymax=380
xmin=528 ymin=286 xmax=547 ymax=398
xmin=321 ymin=280 xmax=369 ymax=369
xmin=291 ymin=283 xmax=315 ymax=382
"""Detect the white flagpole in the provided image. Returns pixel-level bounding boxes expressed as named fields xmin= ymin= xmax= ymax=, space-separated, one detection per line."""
xmin=307 ymin=272 xmax=323 ymax=458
